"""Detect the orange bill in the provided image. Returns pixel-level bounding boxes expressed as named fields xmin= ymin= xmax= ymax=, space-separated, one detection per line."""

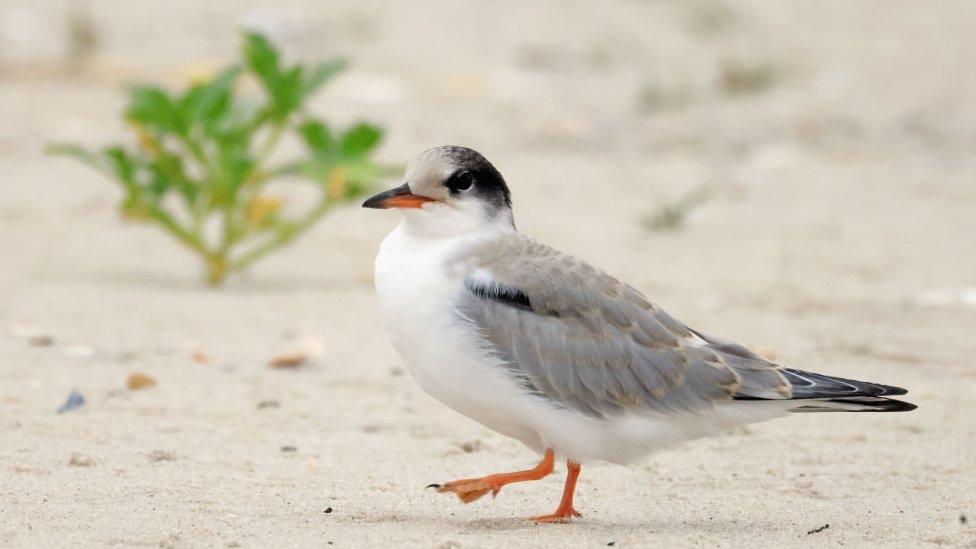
xmin=362 ymin=183 xmax=436 ymax=209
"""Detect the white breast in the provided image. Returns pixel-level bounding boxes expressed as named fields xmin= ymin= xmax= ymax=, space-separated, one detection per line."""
xmin=373 ymin=223 xmax=546 ymax=450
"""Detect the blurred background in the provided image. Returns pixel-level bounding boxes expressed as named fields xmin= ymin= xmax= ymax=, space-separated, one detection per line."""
xmin=1 ymin=1 xmax=974 ymax=547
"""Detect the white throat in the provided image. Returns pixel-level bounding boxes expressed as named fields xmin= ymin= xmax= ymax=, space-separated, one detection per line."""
xmin=398 ymin=200 xmax=515 ymax=241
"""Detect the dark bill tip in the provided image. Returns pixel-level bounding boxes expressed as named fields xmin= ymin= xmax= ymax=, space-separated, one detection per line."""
xmin=362 ymin=184 xmax=407 ymax=209
xmin=362 ymin=183 xmax=435 ymax=209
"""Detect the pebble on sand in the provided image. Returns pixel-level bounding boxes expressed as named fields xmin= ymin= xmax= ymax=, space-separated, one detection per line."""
xmin=127 ymin=372 xmax=157 ymax=390
xmin=29 ymin=334 xmax=55 ymax=346
xmin=269 ymin=334 xmax=324 ymax=369
xmin=56 ymin=390 xmax=85 ymax=414
xmin=68 ymin=453 xmax=95 ymax=467
xmin=148 ymin=450 xmax=177 ymax=462
xmin=269 ymin=352 xmax=309 ymax=369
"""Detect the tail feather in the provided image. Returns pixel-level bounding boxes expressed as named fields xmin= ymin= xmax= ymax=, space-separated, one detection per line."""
xmin=790 ymin=396 xmax=917 ymax=413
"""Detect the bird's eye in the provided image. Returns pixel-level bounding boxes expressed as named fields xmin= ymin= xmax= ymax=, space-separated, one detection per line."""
xmin=445 ymin=171 xmax=475 ymax=192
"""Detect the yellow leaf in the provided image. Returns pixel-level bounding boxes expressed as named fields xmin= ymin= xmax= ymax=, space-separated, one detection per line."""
xmin=128 ymin=122 xmax=162 ymax=157
xmin=173 ymin=59 xmax=221 ymax=86
xmin=246 ymin=195 xmax=282 ymax=228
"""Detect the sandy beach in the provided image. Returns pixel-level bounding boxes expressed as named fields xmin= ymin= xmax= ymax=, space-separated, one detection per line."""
xmin=2 ymin=1 xmax=975 ymax=546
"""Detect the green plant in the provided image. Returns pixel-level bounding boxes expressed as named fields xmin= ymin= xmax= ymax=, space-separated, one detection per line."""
xmin=49 ymin=32 xmax=389 ymax=285
xmin=641 ymin=184 xmax=715 ymax=232
xmin=719 ymin=60 xmax=779 ymax=96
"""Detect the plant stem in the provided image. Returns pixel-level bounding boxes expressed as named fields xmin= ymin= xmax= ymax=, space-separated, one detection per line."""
xmin=146 ymin=204 xmax=208 ymax=255
xmin=218 ymin=118 xmax=290 ymax=262
xmin=178 ymin=129 xmax=212 ymax=172
xmin=205 ymin=253 xmax=228 ymax=286
xmin=257 ymin=122 xmax=286 ymax=162
xmin=146 ymin=202 xmax=222 ymax=285
xmin=227 ymin=198 xmax=335 ymax=275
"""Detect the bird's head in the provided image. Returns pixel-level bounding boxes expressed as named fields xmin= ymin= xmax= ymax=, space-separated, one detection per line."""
xmin=362 ymin=146 xmax=514 ymax=235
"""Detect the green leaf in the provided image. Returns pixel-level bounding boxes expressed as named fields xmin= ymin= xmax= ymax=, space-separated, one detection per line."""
xmin=101 ymin=147 xmax=151 ymax=219
xmin=303 ymin=59 xmax=346 ymax=96
xmin=340 ymin=123 xmax=383 ymax=157
xmin=149 ymin=153 xmax=196 ymax=202
xmin=120 ymin=192 xmax=149 ymax=220
xmin=212 ymin=136 xmax=255 ymax=202
xmin=179 ymin=66 xmax=240 ymax=133
xmin=147 ymin=163 xmax=171 ymax=196
xmin=242 ymin=32 xmax=304 ymax=120
xmin=46 ymin=143 xmax=109 ymax=174
xmin=268 ymin=65 xmax=305 ymax=120
xmin=126 ymin=85 xmax=183 ymax=135
xmin=243 ymin=32 xmax=342 ymax=122
xmin=104 ymin=146 xmax=138 ymax=185
xmin=298 ymin=120 xmax=336 ymax=153
xmin=242 ymin=32 xmax=281 ymax=91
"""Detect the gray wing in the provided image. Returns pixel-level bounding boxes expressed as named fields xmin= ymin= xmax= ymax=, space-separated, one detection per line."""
xmin=452 ymin=237 xmax=791 ymax=417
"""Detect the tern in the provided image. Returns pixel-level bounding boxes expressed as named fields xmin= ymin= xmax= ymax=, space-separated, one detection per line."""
xmin=363 ymin=146 xmax=915 ymax=522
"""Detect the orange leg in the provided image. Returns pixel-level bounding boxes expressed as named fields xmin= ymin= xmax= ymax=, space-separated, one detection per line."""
xmin=531 ymin=460 xmax=582 ymax=523
xmin=433 ymin=449 xmax=554 ymax=503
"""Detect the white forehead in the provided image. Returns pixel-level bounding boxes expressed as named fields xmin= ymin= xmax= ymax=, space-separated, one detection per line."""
xmin=404 ymin=147 xmax=460 ymax=187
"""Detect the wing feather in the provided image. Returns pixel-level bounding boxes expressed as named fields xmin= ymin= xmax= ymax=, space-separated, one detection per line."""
xmin=451 ymin=236 xmax=791 ymax=417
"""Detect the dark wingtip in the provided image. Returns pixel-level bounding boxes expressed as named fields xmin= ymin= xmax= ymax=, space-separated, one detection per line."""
xmin=881 ymin=385 xmax=909 ymax=397
xmin=781 ymin=368 xmax=911 ymax=399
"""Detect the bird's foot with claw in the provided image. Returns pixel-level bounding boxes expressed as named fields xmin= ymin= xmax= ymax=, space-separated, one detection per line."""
xmin=431 ymin=478 xmax=503 ymax=503
xmin=530 ymin=507 xmax=582 ymax=523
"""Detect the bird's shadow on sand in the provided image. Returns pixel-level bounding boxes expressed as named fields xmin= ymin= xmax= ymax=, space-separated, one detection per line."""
xmin=359 ymin=512 xmax=786 ymax=534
